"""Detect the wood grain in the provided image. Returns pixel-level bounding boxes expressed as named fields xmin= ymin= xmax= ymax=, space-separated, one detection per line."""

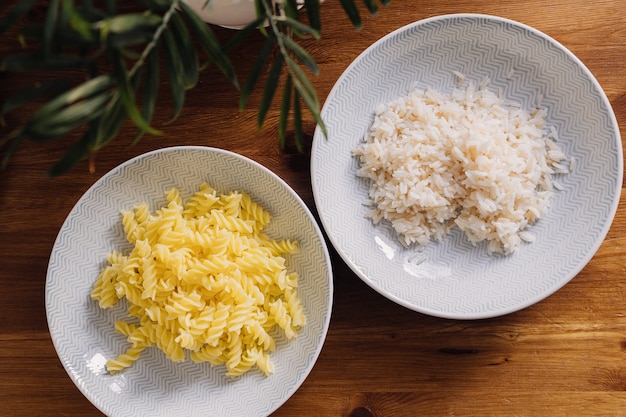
xmin=1 ymin=1 xmax=625 ymax=416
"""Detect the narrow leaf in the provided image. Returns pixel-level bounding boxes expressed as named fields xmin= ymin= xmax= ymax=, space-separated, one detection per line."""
xmin=96 ymin=13 xmax=163 ymax=35
xmin=30 ymin=75 xmax=113 ymax=122
xmin=293 ymin=89 xmax=304 ymax=153
xmin=338 ymin=0 xmax=362 ymax=29
xmin=316 ymin=113 xmax=328 ymax=138
xmin=254 ymin=0 xmax=264 ymax=16
xmin=285 ymin=56 xmax=327 ymax=137
xmin=258 ymin=52 xmax=284 ymax=128
xmin=283 ymin=0 xmax=300 ymax=21
xmin=134 ymin=0 xmax=170 ymax=12
xmin=95 ymin=93 xmax=126 ymax=147
xmin=170 ymin=12 xmax=199 ymax=89
xmin=0 ymin=0 xmax=38 ymax=35
xmin=135 ymin=46 xmax=159 ymax=142
xmin=239 ymin=35 xmax=274 ymax=110
xmin=113 ymin=53 xmax=161 ymax=135
xmin=280 ymin=33 xmax=319 ymax=74
xmin=221 ymin=15 xmax=266 ymax=52
xmin=62 ymin=0 xmax=95 ymax=40
xmin=361 ymin=0 xmax=378 ymax=15
xmin=253 ymin=0 xmax=266 ymax=36
xmin=162 ymin=28 xmax=186 ymax=121
xmin=304 ymin=0 xmax=322 ymax=31
xmin=43 ymin=0 xmax=62 ymax=56
xmin=108 ymin=30 xmax=154 ymax=48
xmin=284 ymin=55 xmax=318 ymax=109
xmin=75 ymin=3 xmax=107 ymax=21
xmin=25 ymin=92 xmax=111 ymax=141
xmin=278 ymin=75 xmax=292 ymax=148
xmin=275 ymin=16 xmax=321 ymax=39
xmin=1 ymin=78 xmax=72 ymax=115
xmin=46 ymin=129 xmax=93 ymax=176
xmin=178 ymin=1 xmax=238 ymax=88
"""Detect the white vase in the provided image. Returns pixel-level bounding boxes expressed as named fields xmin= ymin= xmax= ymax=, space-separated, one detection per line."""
xmin=183 ymin=0 xmax=258 ymax=29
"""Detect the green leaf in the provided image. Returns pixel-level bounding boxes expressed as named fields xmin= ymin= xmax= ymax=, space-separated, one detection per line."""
xmin=162 ymin=28 xmax=186 ymax=121
xmin=338 ymin=0 xmax=362 ymax=29
xmin=304 ymin=0 xmax=322 ymax=31
xmin=278 ymin=75 xmax=292 ymax=148
xmin=75 ymin=2 xmax=107 ymax=22
xmin=292 ymin=88 xmax=304 ymax=153
xmin=95 ymin=93 xmax=126 ymax=147
xmin=1 ymin=52 xmax=89 ymax=71
xmin=30 ymin=75 xmax=113 ymax=123
xmin=283 ymin=0 xmax=300 ymax=21
xmin=239 ymin=35 xmax=275 ymax=110
xmin=316 ymin=113 xmax=328 ymax=138
xmin=113 ymin=52 xmax=161 ymax=136
xmin=96 ymin=12 xmax=162 ymax=36
xmin=108 ymin=30 xmax=154 ymax=48
xmin=1 ymin=78 xmax=72 ymax=115
xmin=46 ymin=129 xmax=93 ymax=176
xmin=26 ymin=92 xmax=112 ymax=141
xmin=284 ymin=55 xmax=318 ymax=109
xmin=170 ymin=12 xmax=199 ymax=89
xmin=62 ymin=0 xmax=96 ymax=40
xmin=252 ymin=0 xmax=269 ymax=37
xmin=43 ymin=0 xmax=62 ymax=56
xmin=221 ymin=15 xmax=266 ymax=52
xmin=178 ymin=0 xmax=238 ymax=88
xmin=280 ymin=33 xmax=319 ymax=74
xmin=275 ymin=16 xmax=321 ymax=39
xmin=285 ymin=56 xmax=327 ymax=137
xmin=135 ymin=46 xmax=160 ymax=142
xmin=361 ymin=0 xmax=378 ymax=14
xmin=258 ymin=52 xmax=284 ymax=129
xmin=0 ymin=0 xmax=38 ymax=35
xmin=134 ymin=0 xmax=171 ymax=12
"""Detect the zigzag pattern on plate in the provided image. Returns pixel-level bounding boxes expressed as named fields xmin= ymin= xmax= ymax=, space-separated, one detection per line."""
xmin=311 ymin=14 xmax=622 ymax=319
xmin=46 ymin=146 xmax=333 ymax=417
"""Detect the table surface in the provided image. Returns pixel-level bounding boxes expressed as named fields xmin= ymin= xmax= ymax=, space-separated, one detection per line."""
xmin=1 ymin=1 xmax=626 ymax=416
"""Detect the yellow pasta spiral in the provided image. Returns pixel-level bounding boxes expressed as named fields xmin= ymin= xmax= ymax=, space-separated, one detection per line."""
xmin=91 ymin=183 xmax=306 ymax=377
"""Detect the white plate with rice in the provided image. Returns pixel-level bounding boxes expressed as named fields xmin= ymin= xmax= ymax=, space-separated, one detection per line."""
xmin=46 ymin=146 xmax=333 ymax=416
xmin=311 ymin=14 xmax=622 ymax=319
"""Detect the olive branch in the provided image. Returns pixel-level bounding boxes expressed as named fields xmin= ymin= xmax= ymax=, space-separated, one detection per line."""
xmin=0 ymin=0 xmax=389 ymax=176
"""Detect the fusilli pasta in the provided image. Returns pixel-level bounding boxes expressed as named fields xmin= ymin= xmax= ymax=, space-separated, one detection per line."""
xmin=91 ymin=183 xmax=306 ymax=377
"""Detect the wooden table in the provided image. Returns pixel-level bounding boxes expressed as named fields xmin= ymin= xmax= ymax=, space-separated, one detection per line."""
xmin=1 ymin=1 xmax=625 ymax=416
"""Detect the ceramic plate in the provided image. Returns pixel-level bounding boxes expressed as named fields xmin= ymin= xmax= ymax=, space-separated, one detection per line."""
xmin=311 ymin=14 xmax=622 ymax=319
xmin=46 ymin=146 xmax=333 ymax=416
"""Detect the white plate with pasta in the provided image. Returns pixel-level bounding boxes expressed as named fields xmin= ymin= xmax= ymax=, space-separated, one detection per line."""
xmin=45 ymin=146 xmax=333 ymax=417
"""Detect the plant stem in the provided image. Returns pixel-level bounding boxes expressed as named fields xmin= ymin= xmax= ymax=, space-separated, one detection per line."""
xmin=128 ymin=0 xmax=180 ymax=78
xmin=262 ymin=0 xmax=291 ymax=65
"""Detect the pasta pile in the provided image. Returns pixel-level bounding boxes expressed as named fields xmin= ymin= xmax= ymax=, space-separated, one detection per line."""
xmin=91 ymin=183 xmax=306 ymax=377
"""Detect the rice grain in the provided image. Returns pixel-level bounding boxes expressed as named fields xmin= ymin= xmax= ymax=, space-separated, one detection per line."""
xmin=354 ymin=83 xmax=567 ymax=255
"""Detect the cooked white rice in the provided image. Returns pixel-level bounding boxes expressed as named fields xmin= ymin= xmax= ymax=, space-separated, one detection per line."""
xmin=354 ymin=83 xmax=568 ymax=255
